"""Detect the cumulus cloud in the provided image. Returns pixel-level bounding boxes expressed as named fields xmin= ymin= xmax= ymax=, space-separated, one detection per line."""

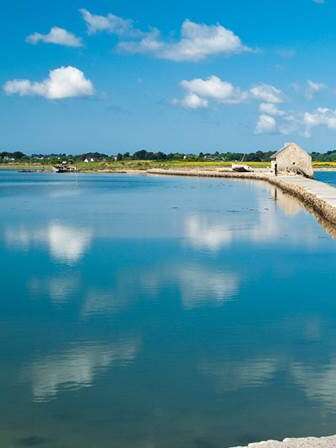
xmin=250 ymin=84 xmax=284 ymax=103
xmin=255 ymin=103 xmax=295 ymax=134
xmin=26 ymin=27 xmax=82 ymax=47
xmin=180 ymin=76 xmax=248 ymax=107
xmin=174 ymin=76 xmax=282 ymax=110
xmin=80 ymin=8 xmax=141 ymax=37
xmin=255 ymin=109 xmax=301 ymax=135
xmin=259 ymin=102 xmax=285 ymax=116
xmin=81 ymin=10 xmax=250 ymax=61
xmin=303 ymin=107 xmax=336 ymax=136
xmin=176 ymin=93 xmax=209 ymax=109
xmin=173 ymin=75 xmax=336 ymax=138
xmin=254 ymin=105 xmax=336 ymax=137
xmin=119 ymin=19 xmax=249 ymax=61
xmin=3 ymin=66 xmax=94 ymax=100
xmin=305 ymin=80 xmax=326 ymax=99
xmin=255 ymin=105 xmax=336 ymax=137
xmin=255 ymin=114 xmax=277 ymax=134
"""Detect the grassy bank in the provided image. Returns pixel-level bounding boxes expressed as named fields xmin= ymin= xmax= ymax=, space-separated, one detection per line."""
xmin=0 ymin=160 xmax=271 ymax=172
xmin=1 ymin=160 xmax=336 ymax=172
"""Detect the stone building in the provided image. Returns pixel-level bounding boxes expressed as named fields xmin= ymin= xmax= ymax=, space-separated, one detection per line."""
xmin=271 ymin=142 xmax=313 ymax=178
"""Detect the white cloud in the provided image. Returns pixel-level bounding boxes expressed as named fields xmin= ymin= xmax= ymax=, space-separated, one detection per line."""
xmin=80 ymin=8 xmax=141 ymax=37
xmin=26 ymin=27 xmax=82 ymax=47
xmin=255 ymin=114 xmax=277 ymax=134
xmin=259 ymin=102 xmax=285 ymax=116
xmin=144 ymin=19 xmax=249 ymax=61
xmin=175 ymin=76 xmax=283 ymax=110
xmin=175 ymin=75 xmax=250 ymax=109
xmin=174 ymin=75 xmax=336 ymax=138
xmin=81 ymin=11 xmax=250 ymax=61
xmin=182 ymin=76 xmax=248 ymax=104
xmin=118 ymin=29 xmax=165 ymax=54
xmin=305 ymin=80 xmax=326 ymax=99
xmin=177 ymin=93 xmax=209 ymax=109
xmin=255 ymin=110 xmax=301 ymax=135
xmin=255 ymin=106 xmax=336 ymax=137
xmin=304 ymin=107 xmax=336 ymax=136
xmin=250 ymin=84 xmax=284 ymax=103
xmin=3 ymin=66 xmax=94 ymax=100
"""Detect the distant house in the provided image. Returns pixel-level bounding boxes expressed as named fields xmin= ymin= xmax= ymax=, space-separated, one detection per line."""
xmin=271 ymin=142 xmax=313 ymax=178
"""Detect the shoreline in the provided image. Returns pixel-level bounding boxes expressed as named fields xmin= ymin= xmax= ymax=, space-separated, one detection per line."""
xmin=1 ymin=163 xmax=336 ymax=173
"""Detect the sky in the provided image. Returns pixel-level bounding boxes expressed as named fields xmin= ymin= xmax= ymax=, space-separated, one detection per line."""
xmin=1 ymin=0 xmax=336 ymax=154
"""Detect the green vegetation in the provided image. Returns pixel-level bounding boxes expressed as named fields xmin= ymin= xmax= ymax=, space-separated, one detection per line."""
xmin=0 ymin=159 xmax=271 ymax=172
xmin=1 ymin=149 xmax=336 ymax=172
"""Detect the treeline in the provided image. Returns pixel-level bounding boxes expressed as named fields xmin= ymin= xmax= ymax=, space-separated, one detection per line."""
xmin=0 ymin=149 xmax=278 ymax=163
xmin=2 ymin=149 xmax=336 ymax=163
xmin=311 ymin=150 xmax=336 ymax=162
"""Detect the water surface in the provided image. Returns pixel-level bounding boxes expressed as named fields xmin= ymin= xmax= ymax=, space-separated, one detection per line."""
xmin=315 ymin=170 xmax=336 ymax=187
xmin=1 ymin=171 xmax=336 ymax=448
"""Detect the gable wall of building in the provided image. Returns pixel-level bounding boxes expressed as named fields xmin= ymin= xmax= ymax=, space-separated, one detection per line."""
xmin=275 ymin=146 xmax=313 ymax=177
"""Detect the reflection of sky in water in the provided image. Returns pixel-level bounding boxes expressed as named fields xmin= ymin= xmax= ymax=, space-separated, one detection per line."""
xmin=31 ymin=339 xmax=139 ymax=402
xmin=5 ymin=224 xmax=92 ymax=264
xmin=1 ymin=171 xmax=336 ymax=447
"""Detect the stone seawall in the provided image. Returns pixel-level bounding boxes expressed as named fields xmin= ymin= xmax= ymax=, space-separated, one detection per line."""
xmin=147 ymin=169 xmax=336 ymax=228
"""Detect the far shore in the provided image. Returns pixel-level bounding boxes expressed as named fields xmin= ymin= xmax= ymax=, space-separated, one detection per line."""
xmin=1 ymin=162 xmax=336 ymax=173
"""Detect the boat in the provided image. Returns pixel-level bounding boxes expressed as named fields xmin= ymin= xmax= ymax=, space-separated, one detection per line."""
xmin=232 ymin=164 xmax=253 ymax=172
xmin=52 ymin=164 xmax=77 ymax=173
xmin=232 ymin=154 xmax=253 ymax=172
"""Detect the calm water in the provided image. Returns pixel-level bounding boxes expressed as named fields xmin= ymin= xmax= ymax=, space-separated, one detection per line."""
xmin=1 ymin=170 xmax=336 ymax=448
xmin=315 ymin=170 xmax=336 ymax=186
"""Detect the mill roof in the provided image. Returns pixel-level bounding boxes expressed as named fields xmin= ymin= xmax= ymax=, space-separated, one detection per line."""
xmin=271 ymin=143 xmax=306 ymax=160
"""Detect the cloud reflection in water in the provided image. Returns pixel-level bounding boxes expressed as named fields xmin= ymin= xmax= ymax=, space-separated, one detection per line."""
xmin=185 ymin=186 xmax=319 ymax=250
xmin=29 ymin=275 xmax=80 ymax=303
xmin=200 ymin=357 xmax=279 ymax=392
xmin=4 ymin=223 xmax=92 ymax=263
xmin=30 ymin=339 xmax=140 ymax=402
xmin=291 ymin=361 xmax=336 ymax=411
xmin=144 ymin=264 xmax=239 ymax=309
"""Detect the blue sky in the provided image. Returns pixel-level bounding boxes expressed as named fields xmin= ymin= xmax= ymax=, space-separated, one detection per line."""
xmin=1 ymin=0 xmax=336 ymax=154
